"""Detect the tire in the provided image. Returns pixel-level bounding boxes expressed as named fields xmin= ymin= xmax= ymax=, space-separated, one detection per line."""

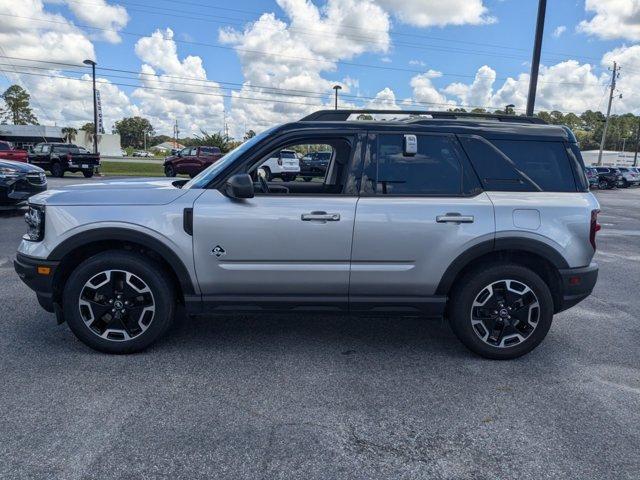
xmin=448 ymin=263 xmax=554 ymax=360
xmin=598 ymin=180 xmax=608 ymax=190
xmin=262 ymin=167 xmax=272 ymax=181
xmin=304 ymin=177 xmax=312 ymax=182
xmin=51 ymin=162 xmax=64 ymax=178
xmin=62 ymin=250 xmax=175 ymax=354
xmin=164 ymin=164 xmax=176 ymax=177
xmin=82 ymin=170 xmax=94 ymax=178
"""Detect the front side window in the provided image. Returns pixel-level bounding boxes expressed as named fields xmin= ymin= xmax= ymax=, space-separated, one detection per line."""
xmin=374 ymin=134 xmax=463 ymax=195
xmin=42 ymin=145 xmax=51 ymax=153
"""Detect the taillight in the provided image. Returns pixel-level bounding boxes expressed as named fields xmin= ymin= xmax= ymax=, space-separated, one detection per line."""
xmin=590 ymin=209 xmax=601 ymax=250
xmin=66 ymin=153 xmax=72 ymax=161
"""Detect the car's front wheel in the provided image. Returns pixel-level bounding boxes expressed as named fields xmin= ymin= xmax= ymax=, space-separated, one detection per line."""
xmin=164 ymin=164 xmax=176 ymax=177
xmin=448 ymin=264 xmax=554 ymax=360
xmin=62 ymin=251 xmax=175 ymax=353
xmin=83 ymin=170 xmax=94 ymax=178
xmin=51 ymin=162 xmax=64 ymax=178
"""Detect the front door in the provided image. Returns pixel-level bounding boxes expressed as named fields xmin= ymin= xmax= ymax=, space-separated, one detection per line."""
xmin=192 ymin=135 xmax=363 ymax=310
xmin=349 ymin=132 xmax=495 ymax=312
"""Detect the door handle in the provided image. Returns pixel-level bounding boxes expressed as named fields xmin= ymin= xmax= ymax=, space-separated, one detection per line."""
xmin=436 ymin=213 xmax=474 ymax=224
xmin=301 ymin=211 xmax=340 ymax=222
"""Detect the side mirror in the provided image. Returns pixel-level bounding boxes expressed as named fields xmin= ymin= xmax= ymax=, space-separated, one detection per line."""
xmin=225 ymin=173 xmax=254 ymax=199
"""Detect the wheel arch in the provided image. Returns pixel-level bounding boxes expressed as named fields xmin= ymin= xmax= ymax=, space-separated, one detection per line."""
xmin=436 ymin=238 xmax=568 ymax=313
xmin=48 ymin=227 xmax=196 ymax=305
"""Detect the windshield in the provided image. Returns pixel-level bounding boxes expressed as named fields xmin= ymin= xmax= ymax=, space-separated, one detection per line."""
xmin=184 ymin=126 xmax=278 ymax=189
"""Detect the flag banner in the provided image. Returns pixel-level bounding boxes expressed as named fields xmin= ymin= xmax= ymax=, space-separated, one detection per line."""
xmin=95 ymin=90 xmax=105 ymax=134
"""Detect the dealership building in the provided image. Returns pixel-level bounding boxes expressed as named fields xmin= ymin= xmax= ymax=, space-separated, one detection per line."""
xmin=0 ymin=124 xmax=122 ymax=156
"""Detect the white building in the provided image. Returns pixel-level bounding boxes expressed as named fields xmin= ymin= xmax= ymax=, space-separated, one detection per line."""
xmin=0 ymin=124 xmax=123 ymax=157
xmin=581 ymin=150 xmax=639 ymax=167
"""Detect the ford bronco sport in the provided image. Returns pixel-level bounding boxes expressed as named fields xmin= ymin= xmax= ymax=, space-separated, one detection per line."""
xmin=14 ymin=110 xmax=599 ymax=359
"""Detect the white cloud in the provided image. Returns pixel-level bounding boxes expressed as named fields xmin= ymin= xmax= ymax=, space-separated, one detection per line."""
xmin=409 ymin=59 xmax=426 ymax=67
xmin=444 ymin=65 xmax=496 ymax=108
xmin=373 ymin=0 xmax=495 ymax=27
xmin=578 ymin=0 xmax=640 ymax=41
xmin=221 ymin=0 xmax=391 ymax=136
xmin=132 ymin=28 xmax=225 ymax=135
xmin=553 ymin=25 xmax=567 ymax=38
xmin=409 ymin=69 xmax=452 ymax=108
xmin=62 ymin=0 xmax=129 ymax=43
xmin=0 ymin=0 xmax=95 ymax=63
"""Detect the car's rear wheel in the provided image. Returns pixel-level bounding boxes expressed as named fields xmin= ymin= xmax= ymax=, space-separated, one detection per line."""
xmin=448 ymin=264 xmax=554 ymax=360
xmin=83 ymin=170 xmax=94 ymax=178
xmin=164 ymin=164 xmax=176 ymax=177
xmin=51 ymin=162 xmax=64 ymax=178
xmin=62 ymin=251 xmax=175 ymax=353
xmin=598 ymin=179 xmax=608 ymax=189
xmin=304 ymin=177 xmax=312 ymax=182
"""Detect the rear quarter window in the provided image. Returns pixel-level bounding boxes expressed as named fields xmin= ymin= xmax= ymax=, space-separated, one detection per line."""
xmin=491 ymin=140 xmax=577 ymax=192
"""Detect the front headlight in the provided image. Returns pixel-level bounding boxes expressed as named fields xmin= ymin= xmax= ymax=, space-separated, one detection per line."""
xmin=0 ymin=167 xmax=20 ymax=178
xmin=24 ymin=205 xmax=45 ymax=242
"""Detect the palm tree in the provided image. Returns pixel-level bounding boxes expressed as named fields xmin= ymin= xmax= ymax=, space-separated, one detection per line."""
xmin=62 ymin=127 xmax=78 ymax=144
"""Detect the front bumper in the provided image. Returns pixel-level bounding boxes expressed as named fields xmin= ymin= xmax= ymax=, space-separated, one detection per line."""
xmin=557 ymin=262 xmax=598 ymax=312
xmin=14 ymin=253 xmax=59 ymax=313
xmin=0 ymin=176 xmax=47 ymax=205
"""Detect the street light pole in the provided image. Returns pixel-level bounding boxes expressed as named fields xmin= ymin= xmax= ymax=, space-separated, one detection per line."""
xmin=83 ymin=59 xmax=98 ymax=154
xmin=332 ymin=85 xmax=342 ymax=110
xmin=526 ymin=0 xmax=547 ymax=116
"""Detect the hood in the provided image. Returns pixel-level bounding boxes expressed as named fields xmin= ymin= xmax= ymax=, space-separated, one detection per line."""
xmin=0 ymin=159 xmax=44 ymax=173
xmin=29 ymin=177 xmax=190 ymax=206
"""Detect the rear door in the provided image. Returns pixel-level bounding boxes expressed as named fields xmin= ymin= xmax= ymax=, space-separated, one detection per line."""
xmin=350 ymin=132 xmax=495 ymax=312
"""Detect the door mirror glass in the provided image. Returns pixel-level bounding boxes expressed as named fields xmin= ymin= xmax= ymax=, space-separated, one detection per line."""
xmin=225 ymin=173 xmax=254 ymax=199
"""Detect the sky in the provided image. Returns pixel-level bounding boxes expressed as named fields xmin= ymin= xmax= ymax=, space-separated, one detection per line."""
xmin=1 ymin=0 xmax=640 ymax=137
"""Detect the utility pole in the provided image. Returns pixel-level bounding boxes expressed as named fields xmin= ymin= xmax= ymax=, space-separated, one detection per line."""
xmin=83 ymin=59 xmax=98 ymax=154
xmin=173 ymin=119 xmax=179 ymax=149
xmin=597 ymin=62 xmax=619 ymax=166
xmin=526 ymin=0 xmax=547 ymax=116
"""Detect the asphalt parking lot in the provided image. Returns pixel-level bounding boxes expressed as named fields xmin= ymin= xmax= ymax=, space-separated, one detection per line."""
xmin=1 ymin=178 xmax=639 ymax=480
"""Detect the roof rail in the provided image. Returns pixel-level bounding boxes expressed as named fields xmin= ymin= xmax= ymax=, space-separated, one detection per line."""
xmin=299 ymin=109 xmax=547 ymax=124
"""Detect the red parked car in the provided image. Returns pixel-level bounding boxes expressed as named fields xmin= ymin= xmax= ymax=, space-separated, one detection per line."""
xmin=163 ymin=146 xmax=223 ymax=177
xmin=0 ymin=141 xmax=28 ymax=162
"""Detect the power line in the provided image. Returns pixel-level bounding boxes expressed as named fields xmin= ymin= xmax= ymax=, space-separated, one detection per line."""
xmin=0 ymin=54 xmax=607 ymax=91
xmin=0 ymin=12 xmax=605 ymax=78
xmin=0 ymin=65 xmax=593 ymax=116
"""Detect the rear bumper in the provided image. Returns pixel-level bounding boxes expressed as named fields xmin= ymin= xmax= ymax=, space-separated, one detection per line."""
xmin=557 ymin=262 xmax=598 ymax=312
xmin=13 ymin=253 xmax=59 ymax=313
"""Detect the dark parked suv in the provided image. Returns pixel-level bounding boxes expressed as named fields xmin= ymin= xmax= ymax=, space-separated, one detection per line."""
xmin=300 ymin=151 xmax=331 ymax=181
xmin=164 ymin=146 xmax=223 ymax=177
xmin=594 ymin=167 xmax=624 ymax=189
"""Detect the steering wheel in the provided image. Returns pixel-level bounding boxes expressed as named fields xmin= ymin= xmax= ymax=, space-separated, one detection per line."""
xmin=258 ymin=174 xmax=270 ymax=193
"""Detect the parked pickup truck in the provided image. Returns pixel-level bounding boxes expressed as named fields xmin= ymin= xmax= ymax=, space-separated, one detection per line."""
xmin=163 ymin=146 xmax=223 ymax=178
xmin=29 ymin=143 xmax=100 ymax=178
xmin=0 ymin=140 xmax=28 ymax=162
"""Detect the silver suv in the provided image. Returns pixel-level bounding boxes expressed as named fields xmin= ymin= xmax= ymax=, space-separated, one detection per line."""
xmin=14 ymin=110 xmax=600 ymax=359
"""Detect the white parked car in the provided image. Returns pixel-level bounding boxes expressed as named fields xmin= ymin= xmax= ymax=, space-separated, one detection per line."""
xmin=258 ymin=149 xmax=300 ymax=181
xmin=132 ymin=151 xmax=152 ymax=158
xmin=617 ymin=167 xmax=640 ymax=186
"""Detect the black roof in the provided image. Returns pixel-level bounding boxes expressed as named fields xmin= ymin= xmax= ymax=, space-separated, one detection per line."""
xmin=277 ymin=109 xmax=574 ymax=142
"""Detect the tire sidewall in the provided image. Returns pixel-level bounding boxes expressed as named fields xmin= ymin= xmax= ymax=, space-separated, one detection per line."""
xmin=62 ymin=251 xmax=175 ymax=353
xmin=449 ymin=264 xmax=554 ymax=360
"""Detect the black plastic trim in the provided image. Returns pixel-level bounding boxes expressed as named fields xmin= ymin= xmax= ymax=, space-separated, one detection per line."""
xmin=14 ymin=253 xmax=59 ymax=312
xmin=557 ymin=262 xmax=598 ymax=312
xmin=435 ymin=237 xmax=569 ymax=295
xmin=48 ymin=227 xmax=196 ymax=295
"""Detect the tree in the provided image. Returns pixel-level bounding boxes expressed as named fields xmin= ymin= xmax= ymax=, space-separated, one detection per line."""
xmin=62 ymin=127 xmax=78 ymax=144
xmin=188 ymin=130 xmax=232 ymax=152
xmin=114 ymin=116 xmax=155 ymax=149
xmin=0 ymin=85 xmax=38 ymax=125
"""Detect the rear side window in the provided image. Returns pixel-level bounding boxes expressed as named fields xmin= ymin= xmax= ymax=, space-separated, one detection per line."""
xmin=281 ymin=151 xmax=297 ymax=159
xmin=458 ymin=136 xmax=535 ymax=192
xmin=0 ymin=142 xmax=9 ymax=151
xmin=201 ymin=147 xmax=220 ymax=154
xmin=493 ymin=140 xmax=576 ymax=192
xmin=375 ymin=134 xmax=463 ymax=195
